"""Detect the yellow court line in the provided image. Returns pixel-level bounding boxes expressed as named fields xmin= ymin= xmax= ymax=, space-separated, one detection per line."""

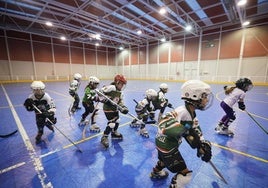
xmin=211 ymin=142 xmax=268 ymax=163
xmin=60 ymin=119 xmax=268 ymax=164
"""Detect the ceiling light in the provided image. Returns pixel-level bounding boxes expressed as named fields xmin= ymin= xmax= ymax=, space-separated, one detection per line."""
xmin=242 ymin=21 xmax=250 ymax=26
xmin=60 ymin=36 xmax=66 ymax=41
xmin=95 ymin=34 xmax=101 ymax=40
xmin=95 ymin=42 xmax=100 ymax=46
xmin=45 ymin=21 xmax=53 ymax=27
xmin=185 ymin=25 xmax=192 ymax=31
xmin=237 ymin=0 xmax=247 ymax=6
xmin=160 ymin=37 xmax=166 ymax=42
xmin=119 ymin=46 xmax=124 ymax=50
xmin=137 ymin=30 xmax=142 ymax=35
xmin=159 ymin=7 xmax=166 ymax=15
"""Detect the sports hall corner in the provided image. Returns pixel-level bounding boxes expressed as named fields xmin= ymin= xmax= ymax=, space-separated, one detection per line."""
xmin=1 ymin=0 xmax=268 ymax=188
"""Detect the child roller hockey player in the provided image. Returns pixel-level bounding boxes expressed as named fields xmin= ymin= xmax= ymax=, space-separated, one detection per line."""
xmin=79 ymin=76 xmax=100 ymax=132
xmin=215 ymin=78 xmax=253 ymax=136
xmin=150 ymin=80 xmax=213 ymax=188
xmin=24 ymin=81 xmax=57 ymax=144
xmin=99 ymin=74 xmax=129 ymax=148
xmin=69 ymin=73 xmax=82 ymax=115
xmin=152 ymin=83 xmax=173 ymax=122
xmin=130 ymin=89 xmax=158 ymax=138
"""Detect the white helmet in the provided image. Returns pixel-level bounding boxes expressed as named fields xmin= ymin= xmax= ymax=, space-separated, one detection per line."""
xmin=74 ymin=73 xmax=82 ymax=80
xmin=89 ymin=76 xmax=100 ymax=84
xmin=181 ymin=80 xmax=213 ymax=110
xmin=146 ymin=89 xmax=158 ymax=100
xmin=159 ymin=83 xmax=168 ymax=93
xmin=31 ymin=81 xmax=45 ymax=90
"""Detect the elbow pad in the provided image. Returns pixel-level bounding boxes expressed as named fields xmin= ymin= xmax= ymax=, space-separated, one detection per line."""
xmin=184 ymin=128 xmax=202 ymax=149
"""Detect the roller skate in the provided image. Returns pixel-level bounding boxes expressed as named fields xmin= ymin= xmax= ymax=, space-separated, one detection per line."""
xmin=215 ymin=124 xmax=234 ymax=137
xmin=169 ymin=171 xmax=192 ymax=188
xmin=101 ymin=135 xmax=109 ymax=148
xmin=90 ymin=124 xmax=101 ymax=133
xmin=68 ymin=105 xmax=75 ymax=117
xmin=140 ymin=127 xmax=149 ymax=138
xmin=78 ymin=119 xmax=89 ymax=126
xmin=35 ymin=133 xmax=43 ymax=144
xmin=130 ymin=119 xmax=141 ymax=128
xmin=111 ymin=131 xmax=123 ymax=140
xmin=150 ymin=169 xmax=169 ymax=179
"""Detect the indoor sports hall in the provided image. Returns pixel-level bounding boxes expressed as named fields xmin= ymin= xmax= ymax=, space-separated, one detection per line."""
xmin=0 ymin=1 xmax=268 ymax=188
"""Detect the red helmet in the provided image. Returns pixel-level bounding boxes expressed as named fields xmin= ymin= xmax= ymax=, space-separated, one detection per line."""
xmin=114 ymin=74 xmax=127 ymax=84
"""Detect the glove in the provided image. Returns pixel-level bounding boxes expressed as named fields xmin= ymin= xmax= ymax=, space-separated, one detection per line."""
xmin=119 ymin=105 xmax=129 ymax=114
xmin=42 ymin=110 xmax=54 ymax=118
xmin=238 ymin=101 xmax=245 ymax=110
xmin=197 ymin=140 xmax=212 ymax=162
xmin=167 ymin=103 xmax=173 ymax=108
xmin=24 ymin=98 xmax=34 ymax=111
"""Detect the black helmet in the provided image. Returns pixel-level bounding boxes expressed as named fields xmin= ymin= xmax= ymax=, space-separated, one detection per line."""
xmin=235 ymin=78 xmax=253 ymax=92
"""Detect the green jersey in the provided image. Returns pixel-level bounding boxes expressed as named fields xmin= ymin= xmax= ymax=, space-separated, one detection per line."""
xmin=101 ymin=84 xmax=124 ymax=111
xmin=155 ymin=105 xmax=203 ymax=153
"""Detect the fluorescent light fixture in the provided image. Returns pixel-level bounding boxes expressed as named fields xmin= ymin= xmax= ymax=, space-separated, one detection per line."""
xmin=137 ymin=30 xmax=142 ymax=35
xmin=95 ymin=34 xmax=101 ymax=40
xmin=160 ymin=37 xmax=166 ymax=42
xmin=242 ymin=21 xmax=250 ymax=26
xmin=60 ymin=36 xmax=66 ymax=41
xmin=185 ymin=25 xmax=192 ymax=31
xmin=237 ymin=0 xmax=247 ymax=6
xmin=159 ymin=7 xmax=166 ymax=15
xmin=45 ymin=21 xmax=53 ymax=27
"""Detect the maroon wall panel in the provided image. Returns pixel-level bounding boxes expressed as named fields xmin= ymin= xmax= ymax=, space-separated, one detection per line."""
xmin=53 ymin=44 xmax=69 ymax=63
xmin=244 ymin=26 xmax=268 ymax=57
xmin=220 ymin=30 xmax=241 ymax=59
xmin=131 ymin=48 xmax=138 ymax=65
xmin=159 ymin=43 xmax=169 ymax=63
xmin=185 ymin=37 xmax=199 ymax=61
xmin=201 ymin=33 xmax=220 ymax=60
xmin=97 ymin=51 xmax=107 ymax=65
xmin=0 ymin=37 xmax=8 ymax=60
xmin=33 ymin=42 xmax=53 ymax=62
xmin=71 ymin=47 xmax=83 ymax=64
xmin=108 ymin=51 xmax=115 ymax=66
xmin=139 ymin=47 xmax=146 ymax=64
xmin=149 ymin=44 xmax=158 ymax=64
xmin=9 ymin=38 xmax=32 ymax=61
xmin=170 ymin=40 xmax=183 ymax=62
xmin=85 ymin=49 xmax=96 ymax=65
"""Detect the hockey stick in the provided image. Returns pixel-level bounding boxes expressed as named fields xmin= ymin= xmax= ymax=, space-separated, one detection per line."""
xmin=245 ymin=110 xmax=268 ymax=135
xmin=95 ymin=89 xmax=146 ymax=125
xmin=32 ymin=104 xmax=83 ymax=153
xmin=209 ymin=160 xmax=228 ymax=184
xmin=82 ymin=102 xmax=99 ymax=139
xmin=0 ymin=130 xmax=18 ymax=138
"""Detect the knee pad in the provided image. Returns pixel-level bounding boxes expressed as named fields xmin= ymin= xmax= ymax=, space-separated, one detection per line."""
xmin=108 ymin=122 xmax=116 ymax=128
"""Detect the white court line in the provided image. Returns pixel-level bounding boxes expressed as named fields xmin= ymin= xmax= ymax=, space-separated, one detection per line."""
xmin=1 ymin=84 xmax=53 ymax=188
xmin=0 ymin=162 xmax=26 ymax=174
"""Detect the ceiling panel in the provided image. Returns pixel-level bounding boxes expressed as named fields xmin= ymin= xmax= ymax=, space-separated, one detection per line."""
xmin=0 ymin=0 xmax=267 ymax=49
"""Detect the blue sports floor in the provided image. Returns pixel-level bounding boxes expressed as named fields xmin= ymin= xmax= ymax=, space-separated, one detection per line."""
xmin=0 ymin=80 xmax=268 ymax=188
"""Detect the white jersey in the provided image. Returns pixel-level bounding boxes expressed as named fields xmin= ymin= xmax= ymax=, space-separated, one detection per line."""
xmin=223 ymin=88 xmax=245 ymax=107
xmin=69 ymin=79 xmax=80 ymax=92
xmin=174 ymin=105 xmax=192 ymax=122
xmin=174 ymin=105 xmax=204 ymax=140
